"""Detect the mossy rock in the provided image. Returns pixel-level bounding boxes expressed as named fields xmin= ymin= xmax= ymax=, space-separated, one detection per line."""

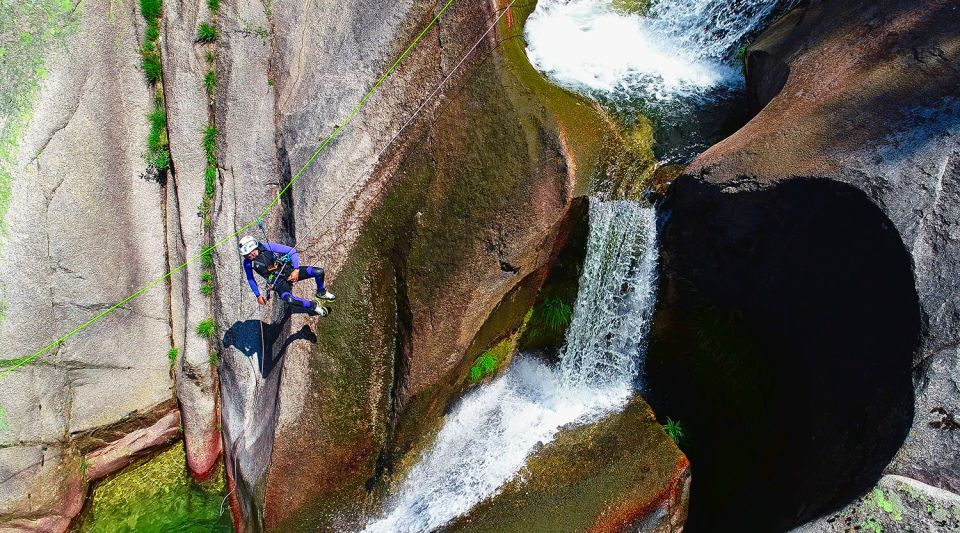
xmin=611 ymin=0 xmax=652 ymax=15
xmin=447 ymin=395 xmax=689 ymax=532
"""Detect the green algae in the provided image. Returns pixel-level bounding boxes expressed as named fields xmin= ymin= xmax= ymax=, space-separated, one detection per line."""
xmin=76 ymin=441 xmax=232 ymax=532
xmin=0 ymin=0 xmax=78 ymax=320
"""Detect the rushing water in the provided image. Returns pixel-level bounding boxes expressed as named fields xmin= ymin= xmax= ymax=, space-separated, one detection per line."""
xmin=525 ymin=0 xmax=796 ymax=160
xmin=363 ymin=200 xmax=658 ymax=532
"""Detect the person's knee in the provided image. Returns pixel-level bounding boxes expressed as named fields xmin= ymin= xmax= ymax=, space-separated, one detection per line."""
xmin=281 ymin=292 xmax=295 ymax=304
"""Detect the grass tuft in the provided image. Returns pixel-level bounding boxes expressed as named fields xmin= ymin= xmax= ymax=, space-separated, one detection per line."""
xmin=200 ymin=282 xmax=213 ymax=296
xmin=203 ymin=70 xmax=216 ymax=96
xmin=140 ymin=0 xmax=163 ymax=22
xmin=535 ymin=295 xmax=573 ymax=334
xmin=196 ymin=319 xmax=215 ymax=338
xmin=203 ymin=126 xmax=217 ymax=165
xmin=204 ymin=50 xmax=214 ymax=63
xmin=207 ymin=0 xmax=219 ymax=14
xmin=204 ymin=166 xmax=216 ymax=196
xmin=201 ymin=271 xmax=213 ymax=283
xmin=209 ymin=352 xmax=218 ymax=366
xmin=197 ymin=22 xmax=218 ymax=43
xmin=141 ymin=53 xmax=162 ymax=83
xmin=663 ymin=417 xmax=684 ymax=445
xmin=201 ymin=250 xmax=213 ymax=269
xmin=167 ymin=347 xmax=178 ymax=366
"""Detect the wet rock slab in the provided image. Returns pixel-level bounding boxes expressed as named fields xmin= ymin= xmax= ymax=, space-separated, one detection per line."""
xmin=447 ymin=395 xmax=689 ymax=533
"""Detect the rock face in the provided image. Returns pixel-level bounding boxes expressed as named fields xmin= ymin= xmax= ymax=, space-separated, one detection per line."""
xmin=794 ymin=475 xmax=960 ymax=533
xmin=0 ymin=0 xmax=174 ymax=528
xmin=210 ymin=0 xmax=614 ymax=529
xmin=647 ymin=0 xmax=960 ymax=530
xmin=448 ymin=396 xmax=689 ymax=533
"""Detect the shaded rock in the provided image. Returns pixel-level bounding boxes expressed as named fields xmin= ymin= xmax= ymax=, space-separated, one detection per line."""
xmin=647 ymin=0 xmax=960 ymax=530
xmin=447 ymin=396 xmax=689 ymax=533
xmin=83 ymin=408 xmax=180 ymax=481
xmin=793 ymin=475 xmax=960 ymax=533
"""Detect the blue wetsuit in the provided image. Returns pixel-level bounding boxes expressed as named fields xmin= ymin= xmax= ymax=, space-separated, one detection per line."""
xmin=243 ymin=242 xmax=326 ymax=311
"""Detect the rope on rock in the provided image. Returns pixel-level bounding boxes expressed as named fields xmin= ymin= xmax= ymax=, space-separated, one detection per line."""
xmin=0 ymin=0 xmax=460 ymax=378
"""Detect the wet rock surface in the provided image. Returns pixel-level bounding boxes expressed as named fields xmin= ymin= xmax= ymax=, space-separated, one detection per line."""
xmin=447 ymin=396 xmax=688 ymax=533
xmin=648 ymin=0 xmax=960 ymax=530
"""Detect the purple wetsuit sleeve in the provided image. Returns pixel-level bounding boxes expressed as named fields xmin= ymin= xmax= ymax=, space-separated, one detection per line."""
xmin=264 ymin=242 xmax=300 ymax=268
xmin=243 ymin=259 xmax=260 ymax=297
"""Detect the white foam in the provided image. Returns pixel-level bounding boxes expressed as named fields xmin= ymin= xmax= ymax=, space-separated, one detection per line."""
xmin=525 ymin=0 xmax=787 ymax=101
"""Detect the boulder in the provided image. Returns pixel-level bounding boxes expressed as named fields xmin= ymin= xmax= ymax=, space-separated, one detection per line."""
xmin=448 ymin=396 xmax=689 ymax=533
xmin=646 ymin=0 xmax=960 ymax=530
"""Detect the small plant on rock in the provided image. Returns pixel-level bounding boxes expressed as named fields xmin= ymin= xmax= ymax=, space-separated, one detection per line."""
xmin=538 ymin=295 xmax=573 ymax=333
xmin=663 ymin=417 xmax=684 ymax=445
xmin=203 ymin=70 xmax=216 ymax=96
xmin=197 ymin=22 xmax=218 ymax=43
xmin=167 ymin=347 xmax=179 ymax=366
xmin=209 ymin=352 xmax=218 ymax=366
xmin=207 ymin=0 xmax=219 ymax=14
xmin=196 ymin=319 xmax=215 ymax=338
xmin=468 ymin=351 xmax=499 ymax=383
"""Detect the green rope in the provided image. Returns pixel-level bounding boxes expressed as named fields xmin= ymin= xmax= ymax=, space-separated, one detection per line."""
xmin=0 ymin=0 xmax=457 ymax=379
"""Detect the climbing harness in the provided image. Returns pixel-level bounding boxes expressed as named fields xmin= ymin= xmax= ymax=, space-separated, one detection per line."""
xmin=1 ymin=0 xmax=517 ymax=379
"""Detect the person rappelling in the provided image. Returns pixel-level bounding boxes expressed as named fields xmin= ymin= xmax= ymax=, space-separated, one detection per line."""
xmin=238 ymin=235 xmax=335 ymax=316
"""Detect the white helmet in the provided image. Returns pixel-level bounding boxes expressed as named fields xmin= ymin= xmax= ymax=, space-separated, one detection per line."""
xmin=238 ymin=235 xmax=258 ymax=255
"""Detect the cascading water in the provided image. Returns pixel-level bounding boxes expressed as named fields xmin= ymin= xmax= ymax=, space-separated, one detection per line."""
xmin=363 ymin=200 xmax=658 ymax=533
xmin=524 ymin=0 xmax=797 ymax=160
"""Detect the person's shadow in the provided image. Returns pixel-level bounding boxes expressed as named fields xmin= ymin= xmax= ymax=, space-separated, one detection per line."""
xmin=223 ymin=312 xmax=316 ymax=378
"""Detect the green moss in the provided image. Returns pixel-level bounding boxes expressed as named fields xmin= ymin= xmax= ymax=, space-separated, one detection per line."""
xmin=874 ymin=488 xmax=903 ymax=521
xmin=197 ymin=22 xmax=218 ymax=43
xmin=208 ymin=352 xmax=218 ymax=366
xmin=0 ymin=403 xmax=9 ymax=434
xmin=0 ymin=0 xmax=79 ymax=249
xmin=76 ymin=442 xmax=231 ymax=532
xmin=862 ymin=517 xmax=883 ymax=533
xmin=196 ymin=319 xmax=215 ymax=338
xmin=611 ymin=0 xmax=651 ymax=14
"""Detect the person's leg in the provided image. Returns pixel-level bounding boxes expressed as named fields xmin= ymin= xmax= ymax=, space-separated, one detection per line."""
xmin=299 ymin=266 xmax=335 ymax=300
xmin=274 ymin=278 xmax=321 ymax=315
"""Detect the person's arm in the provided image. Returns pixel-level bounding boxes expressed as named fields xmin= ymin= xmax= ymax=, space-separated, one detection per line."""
xmin=243 ymin=259 xmax=261 ymax=297
xmin=264 ymin=242 xmax=300 ymax=268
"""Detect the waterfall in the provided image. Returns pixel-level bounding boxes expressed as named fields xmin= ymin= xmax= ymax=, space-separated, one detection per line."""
xmin=363 ymin=200 xmax=657 ymax=533
xmin=524 ymin=0 xmax=797 ymax=160
xmin=525 ymin=0 xmax=793 ymax=100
